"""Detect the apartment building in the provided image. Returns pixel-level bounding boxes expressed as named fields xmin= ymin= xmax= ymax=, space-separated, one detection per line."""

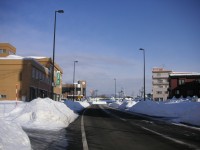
xmin=168 ymin=72 xmax=200 ymax=98
xmin=62 ymin=80 xmax=86 ymax=100
xmin=0 ymin=43 xmax=63 ymax=101
xmin=152 ymin=68 xmax=172 ymax=101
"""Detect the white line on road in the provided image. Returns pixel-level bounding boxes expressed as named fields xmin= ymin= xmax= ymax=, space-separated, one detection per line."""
xmin=99 ymin=105 xmax=200 ymax=150
xmin=81 ymin=109 xmax=89 ymax=150
xmin=140 ymin=126 xmax=200 ymax=150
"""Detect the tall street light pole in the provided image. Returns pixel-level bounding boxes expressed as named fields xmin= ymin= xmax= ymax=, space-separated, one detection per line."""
xmin=114 ymin=78 xmax=116 ymax=100
xmin=139 ymin=48 xmax=146 ymax=101
xmin=51 ymin=10 xmax=64 ymax=100
xmin=73 ymin=61 xmax=78 ymax=101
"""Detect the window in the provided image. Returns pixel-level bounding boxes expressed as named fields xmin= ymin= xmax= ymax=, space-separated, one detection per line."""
xmin=32 ymin=68 xmax=35 ymax=79
xmin=157 ymin=73 xmax=161 ymax=77
xmin=158 ymin=79 xmax=163 ymax=83
xmin=0 ymin=95 xmax=6 ymax=98
xmin=156 ymin=91 xmax=162 ymax=94
xmin=196 ymin=79 xmax=200 ymax=84
xmin=179 ymin=79 xmax=185 ymax=85
xmin=9 ymin=51 xmax=15 ymax=55
xmin=0 ymin=49 xmax=6 ymax=53
xmin=175 ymin=90 xmax=180 ymax=94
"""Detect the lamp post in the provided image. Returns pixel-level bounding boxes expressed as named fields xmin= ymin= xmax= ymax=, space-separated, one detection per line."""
xmin=51 ymin=10 xmax=64 ymax=100
xmin=114 ymin=78 xmax=116 ymax=99
xmin=73 ymin=61 xmax=78 ymax=101
xmin=139 ymin=48 xmax=146 ymax=101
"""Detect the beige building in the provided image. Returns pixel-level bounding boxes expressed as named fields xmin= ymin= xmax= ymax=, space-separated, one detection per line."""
xmin=0 ymin=43 xmax=16 ymax=57
xmin=0 ymin=43 xmax=63 ymax=101
xmin=152 ymin=67 xmax=172 ymax=101
xmin=62 ymin=80 xmax=86 ymax=100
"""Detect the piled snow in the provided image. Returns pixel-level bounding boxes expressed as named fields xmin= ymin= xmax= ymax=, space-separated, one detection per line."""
xmin=0 ymin=98 xmax=90 ymax=150
xmin=0 ymin=119 xmax=31 ymax=150
xmin=91 ymin=101 xmax=107 ymax=105
xmin=64 ymin=100 xmax=90 ymax=112
xmin=109 ymin=99 xmax=200 ymax=126
xmin=4 ymin=98 xmax=83 ymax=130
xmin=108 ymin=101 xmax=122 ymax=108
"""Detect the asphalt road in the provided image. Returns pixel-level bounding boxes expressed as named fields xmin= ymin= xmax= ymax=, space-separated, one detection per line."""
xmin=66 ymin=104 xmax=200 ymax=150
xmin=24 ymin=128 xmax=68 ymax=150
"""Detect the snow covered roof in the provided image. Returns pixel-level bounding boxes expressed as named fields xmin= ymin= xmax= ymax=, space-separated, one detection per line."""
xmin=170 ymin=72 xmax=200 ymax=76
xmin=0 ymin=55 xmax=47 ymax=60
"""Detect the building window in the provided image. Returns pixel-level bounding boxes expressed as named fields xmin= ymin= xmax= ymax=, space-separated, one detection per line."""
xmin=179 ymin=79 xmax=185 ymax=85
xmin=9 ymin=51 xmax=14 ymax=55
xmin=158 ymin=79 xmax=163 ymax=83
xmin=156 ymin=91 xmax=162 ymax=94
xmin=0 ymin=49 xmax=6 ymax=53
xmin=0 ymin=94 xmax=6 ymax=98
xmin=175 ymin=90 xmax=180 ymax=94
xmin=196 ymin=79 xmax=200 ymax=84
xmin=32 ymin=68 xmax=35 ymax=79
xmin=157 ymin=73 xmax=161 ymax=77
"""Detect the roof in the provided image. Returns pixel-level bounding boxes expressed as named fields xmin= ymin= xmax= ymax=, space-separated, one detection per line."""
xmin=0 ymin=55 xmax=47 ymax=60
xmin=170 ymin=72 xmax=200 ymax=76
xmin=0 ymin=55 xmax=63 ymax=73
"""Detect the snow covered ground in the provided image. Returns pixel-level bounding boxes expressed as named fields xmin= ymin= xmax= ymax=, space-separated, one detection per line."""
xmin=0 ymin=98 xmax=90 ymax=150
xmin=1 ymin=97 xmax=200 ymax=149
xmin=108 ymin=98 xmax=200 ymax=127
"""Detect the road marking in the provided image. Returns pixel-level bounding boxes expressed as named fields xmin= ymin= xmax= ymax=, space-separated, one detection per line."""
xmin=100 ymin=105 xmax=200 ymax=150
xmin=99 ymin=105 xmax=127 ymax=121
xmin=81 ymin=109 xmax=89 ymax=150
xmin=141 ymin=126 xmax=200 ymax=150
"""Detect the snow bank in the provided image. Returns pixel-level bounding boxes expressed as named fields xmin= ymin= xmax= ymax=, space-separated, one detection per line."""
xmin=91 ymin=101 xmax=107 ymax=105
xmin=4 ymin=98 xmax=78 ymax=130
xmin=0 ymin=98 xmax=90 ymax=149
xmin=108 ymin=101 xmax=122 ymax=109
xmin=0 ymin=119 xmax=31 ymax=150
xmin=64 ymin=100 xmax=90 ymax=112
xmin=109 ymin=100 xmax=200 ymax=126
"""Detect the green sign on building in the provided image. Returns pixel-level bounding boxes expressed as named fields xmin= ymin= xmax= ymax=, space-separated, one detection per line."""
xmin=56 ymin=71 xmax=60 ymax=85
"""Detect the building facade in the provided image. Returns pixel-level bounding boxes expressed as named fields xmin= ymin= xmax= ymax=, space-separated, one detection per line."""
xmin=168 ymin=72 xmax=200 ymax=98
xmin=152 ymin=68 xmax=172 ymax=101
xmin=0 ymin=43 xmax=63 ymax=101
xmin=62 ymin=80 xmax=86 ymax=100
xmin=0 ymin=43 xmax=16 ymax=57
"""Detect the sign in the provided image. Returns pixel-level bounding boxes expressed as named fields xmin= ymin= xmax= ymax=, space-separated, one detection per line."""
xmin=56 ymin=71 xmax=60 ymax=86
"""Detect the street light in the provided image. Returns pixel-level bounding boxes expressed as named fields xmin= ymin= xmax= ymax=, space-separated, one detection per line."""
xmin=114 ymin=78 xmax=116 ymax=99
xmin=51 ymin=10 xmax=64 ymax=100
xmin=139 ymin=48 xmax=146 ymax=101
xmin=73 ymin=61 xmax=78 ymax=101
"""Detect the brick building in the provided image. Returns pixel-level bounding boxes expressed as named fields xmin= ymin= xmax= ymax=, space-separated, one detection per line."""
xmin=168 ymin=72 xmax=200 ymax=98
xmin=0 ymin=43 xmax=63 ymax=101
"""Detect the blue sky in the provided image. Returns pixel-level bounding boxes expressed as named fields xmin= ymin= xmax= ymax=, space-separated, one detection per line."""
xmin=0 ymin=0 xmax=200 ymax=96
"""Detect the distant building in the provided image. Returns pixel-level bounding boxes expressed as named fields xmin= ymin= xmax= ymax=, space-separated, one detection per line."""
xmin=62 ymin=80 xmax=86 ymax=100
xmin=152 ymin=68 xmax=172 ymax=101
xmin=168 ymin=72 xmax=200 ymax=98
xmin=0 ymin=43 xmax=16 ymax=57
xmin=0 ymin=43 xmax=63 ymax=101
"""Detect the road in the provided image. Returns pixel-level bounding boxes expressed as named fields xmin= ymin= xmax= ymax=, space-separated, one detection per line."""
xmin=24 ymin=128 xmax=68 ymax=150
xmin=66 ymin=104 xmax=200 ymax=150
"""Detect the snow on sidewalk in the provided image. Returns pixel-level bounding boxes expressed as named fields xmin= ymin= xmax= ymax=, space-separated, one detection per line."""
xmin=0 ymin=119 xmax=32 ymax=150
xmin=0 ymin=98 xmax=90 ymax=150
